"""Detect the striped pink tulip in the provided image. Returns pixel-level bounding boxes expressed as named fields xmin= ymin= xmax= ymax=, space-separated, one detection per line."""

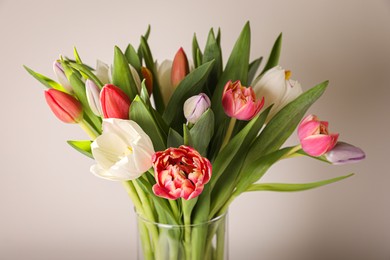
xmin=222 ymin=80 xmax=264 ymax=121
xmin=100 ymin=84 xmax=131 ymax=119
xmin=298 ymin=114 xmax=339 ymax=157
xmin=152 ymin=145 xmax=212 ymax=200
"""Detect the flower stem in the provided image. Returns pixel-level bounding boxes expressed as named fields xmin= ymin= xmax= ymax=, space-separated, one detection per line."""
xmin=79 ymin=119 xmax=99 ymax=139
xmin=220 ymin=117 xmax=236 ymax=151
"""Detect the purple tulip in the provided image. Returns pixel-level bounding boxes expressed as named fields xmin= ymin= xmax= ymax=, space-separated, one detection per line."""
xmin=325 ymin=142 xmax=366 ymax=165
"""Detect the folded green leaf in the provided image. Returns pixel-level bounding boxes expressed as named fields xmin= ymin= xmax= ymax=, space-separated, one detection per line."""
xmin=67 ymin=140 xmax=93 ymax=158
xmin=183 ymin=124 xmax=193 ymax=147
xmin=162 ymin=60 xmax=215 ymax=131
xmin=259 ymin=33 xmax=282 ymax=76
xmin=167 ymin=128 xmax=184 ymax=148
xmin=112 ymin=46 xmax=138 ymax=100
xmin=245 ymin=173 xmax=354 ymax=192
xmin=248 ymin=57 xmax=263 ymax=85
xmin=189 ymin=109 xmax=214 ymax=156
xmin=125 ymin=44 xmax=142 ymax=73
xmin=130 ymin=96 xmax=167 ymax=151
xmin=66 ymin=61 xmax=103 ymax=88
xmin=192 ymin=34 xmax=203 ymax=68
xmin=23 ymin=65 xmax=64 ymax=91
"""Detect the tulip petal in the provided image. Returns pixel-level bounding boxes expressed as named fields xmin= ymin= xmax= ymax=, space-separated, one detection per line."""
xmin=301 ymin=135 xmax=334 ymax=157
xmin=325 ymin=142 xmax=366 ymax=165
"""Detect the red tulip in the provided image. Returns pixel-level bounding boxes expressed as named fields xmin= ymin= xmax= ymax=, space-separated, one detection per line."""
xmin=298 ymin=114 xmax=339 ymax=157
xmin=152 ymin=145 xmax=212 ymax=200
xmin=222 ymin=80 xmax=264 ymax=121
xmin=100 ymin=84 xmax=131 ymax=119
xmin=171 ymin=47 xmax=189 ymax=88
xmin=44 ymin=89 xmax=83 ymax=123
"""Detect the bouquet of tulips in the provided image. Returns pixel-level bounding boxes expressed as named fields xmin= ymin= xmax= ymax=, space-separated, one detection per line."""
xmin=25 ymin=22 xmax=365 ymax=260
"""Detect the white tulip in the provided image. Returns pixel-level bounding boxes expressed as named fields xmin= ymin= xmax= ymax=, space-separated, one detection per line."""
xmin=90 ymin=118 xmax=155 ymax=181
xmin=156 ymin=60 xmax=174 ymax=106
xmin=252 ymin=66 xmax=302 ymax=120
xmin=96 ymin=60 xmax=111 ymax=85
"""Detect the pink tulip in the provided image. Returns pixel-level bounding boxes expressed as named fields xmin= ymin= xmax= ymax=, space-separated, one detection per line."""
xmin=298 ymin=114 xmax=339 ymax=157
xmin=44 ymin=89 xmax=83 ymax=123
xmin=152 ymin=145 xmax=212 ymax=200
xmin=100 ymin=84 xmax=131 ymax=119
xmin=171 ymin=47 xmax=189 ymax=88
xmin=222 ymin=80 xmax=264 ymax=121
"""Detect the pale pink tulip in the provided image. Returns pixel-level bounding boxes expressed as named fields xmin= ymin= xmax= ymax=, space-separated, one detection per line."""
xmin=222 ymin=80 xmax=264 ymax=121
xmin=183 ymin=93 xmax=211 ymax=124
xmin=152 ymin=145 xmax=212 ymax=200
xmin=298 ymin=114 xmax=339 ymax=157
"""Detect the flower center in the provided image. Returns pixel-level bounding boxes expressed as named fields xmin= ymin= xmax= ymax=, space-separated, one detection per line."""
xmin=285 ymin=70 xmax=291 ymax=80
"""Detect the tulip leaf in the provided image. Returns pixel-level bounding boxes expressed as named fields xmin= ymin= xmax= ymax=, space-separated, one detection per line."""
xmin=139 ymin=80 xmax=151 ymax=107
xmin=66 ymin=62 xmax=104 ymax=88
xmin=23 ymin=65 xmax=65 ymax=91
xmin=245 ymin=173 xmax=354 ymax=192
xmin=202 ymin=29 xmax=223 ymax=96
xmin=162 ymin=60 xmax=215 ymax=131
xmin=125 ymin=44 xmax=142 ymax=73
xmin=259 ymin=33 xmax=282 ymax=76
xmin=139 ymin=36 xmax=165 ymax=114
xmin=137 ymin=25 xmax=151 ymax=62
xmin=67 ymin=140 xmax=93 ymax=159
xmin=247 ymin=81 xmax=328 ymax=163
xmin=248 ymin=57 xmax=263 ymax=85
xmin=183 ymin=124 xmax=193 ymax=147
xmin=167 ymin=128 xmax=184 ymax=148
xmin=189 ymin=109 xmax=214 ymax=156
xmin=112 ymin=46 xmax=138 ymax=101
xmin=73 ymin=47 xmax=83 ymax=64
xmin=130 ymin=96 xmax=167 ymax=151
xmin=192 ymin=33 xmax=203 ymax=68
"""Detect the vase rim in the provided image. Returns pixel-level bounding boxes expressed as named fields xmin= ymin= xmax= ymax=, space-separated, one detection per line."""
xmin=135 ymin=209 xmax=228 ymax=228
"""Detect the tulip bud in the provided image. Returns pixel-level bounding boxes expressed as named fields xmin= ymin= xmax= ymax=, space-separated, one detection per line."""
xmin=298 ymin=114 xmax=339 ymax=157
xmin=156 ymin=60 xmax=174 ymax=105
xmin=100 ymin=84 xmax=131 ymax=119
xmin=141 ymin=67 xmax=153 ymax=95
xmin=53 ymin=61 xmax=73 ymax=94
xmin=171 ymin=47 xmax=189 ymax=88
xmin=44 ymin=89 xmax=83 ymax=123
xmin=183 ymin=93 xmax=211 ymax=124
xmin=325 ymin=142 xmax=366 ymax=165
xmin=85 ymin=79 xmax=102 ymax=116
xmin=95 ymin=60 xmax=111 ymax=85
xmin=222 ymin=80 xmax=264 ymax=121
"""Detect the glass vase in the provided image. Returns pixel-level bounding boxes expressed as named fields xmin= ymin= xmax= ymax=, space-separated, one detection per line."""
xmin=136 ymin=211 xmax=228 ymax=260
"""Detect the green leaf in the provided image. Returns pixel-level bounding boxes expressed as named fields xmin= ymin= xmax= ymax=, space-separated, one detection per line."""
xmin=137 ymin=25 xmax=151 ymax=61
xmin=139 ymin=80 xmax=151 ymax=107
xmin=248 ymin=57 xmax=263 ymax=85
xmin=189 ymin=109 xmax=214 ymax=156
xmin=247 ymin=81 xmax=329 ymax=162
xmin=259 ymin=33 xmax=282 ymax=76
xmin=192 ymin=33 xmax=202 ymax=68
xmin=139 ymin=36 xmax=165 ymax=113
xmin=183 ymin=124 xmax=193 ymax=147
xmin=167 ymin=128 xmax=184 ymax=148
xmin=66 ymin=61 xmax=104 ymax=88
xmin=67 ymin=140 xmax=93 ymax=158
xmin=23 ymin=65 xmax=64 ymax=91
xmin=162 ymin=60 xmax=215 ymax=131
xmin=245 ymin=174 xmax=354 ymax=192
xmin=112 ymin=46 xmax=138 ymax=100
xmin=125 ymin=44 xmax=142 ymax=73
xmin=202 ymin=29 xmax=223 ymax=96
xmin=210 ymin=106 xmax=270 ymax=188
xmin=130 ymin=96 xmax=167 ymax=151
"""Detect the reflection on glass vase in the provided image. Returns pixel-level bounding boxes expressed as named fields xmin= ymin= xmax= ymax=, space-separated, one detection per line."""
xmin=136 ymin=211 xmax=228 ymax=260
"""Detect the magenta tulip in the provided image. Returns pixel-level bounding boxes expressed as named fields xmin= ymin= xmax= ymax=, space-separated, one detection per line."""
xmin=44 ymin=89 xmax=83 ymax=123
xmin=222 ymin=80 xmax=264 ymax=121
xmin=152 ymin=145 xmax=212 ymax=200
xmin=100 ymin=84 xmax=131 ymax=119
xmin=171 ymin=47 xmax=189 ymax=88
xmin=298 ymin=114 xmax=339 ymax=157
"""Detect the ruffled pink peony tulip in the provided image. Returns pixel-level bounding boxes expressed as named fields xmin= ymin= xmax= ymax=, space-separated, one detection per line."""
xmin=298 ymin=114 xmax=339 ymax=157
xmin=222 ymin=80 xmax=264 ymax=121
xmin=44 ymin=89 xmax=83 ymax=123
xmin=100 ymin=84 xmax=131 ymax=119
xmin=152 ymin=145 xmax=212 ymax=200
xmin=171 ymin=47 xmax=189 ymax=88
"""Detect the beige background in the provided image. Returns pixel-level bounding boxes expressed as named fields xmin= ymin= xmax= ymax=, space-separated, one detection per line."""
xmin=1 ymin=0 xmax=389 ymax=259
